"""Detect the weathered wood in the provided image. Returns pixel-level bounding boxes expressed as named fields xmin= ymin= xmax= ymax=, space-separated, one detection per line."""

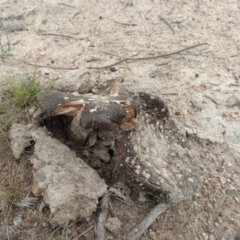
xmin=38 ymin=90 xmax=128 ymax=130
xmin=126 ymin=203 xmax=170 ymax=240
xmin=95 ymin=194 xmax=110 ymax=240
xmin=38 ymin=90 xmax=202 ymax=205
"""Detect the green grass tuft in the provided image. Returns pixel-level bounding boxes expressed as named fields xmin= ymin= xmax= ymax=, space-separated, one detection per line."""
xmin=0 ymin=43 xmax=13 ymax=58
xmin=8 ymin=75 xmax=54 ymax=107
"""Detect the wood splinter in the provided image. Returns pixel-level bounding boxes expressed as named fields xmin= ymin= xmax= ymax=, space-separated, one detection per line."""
xmin=95 ymin=193 xmax=110 ymax=240
xmin=126 ymin=203 xmax=170 ymax=240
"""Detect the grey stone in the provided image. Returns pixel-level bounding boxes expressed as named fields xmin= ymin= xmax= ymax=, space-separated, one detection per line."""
xmin=54 ymin=67 xmax=95 ymax=93
xmin=10 ymin=123 xmax=107 ymax=225
xmin=191 ymin=93 xmax=203 ymax=110
xmin=124 ymin=0 xmax=133 ymax=6
xmin=9 ymin=124 xmax=38 ymax=159
xmin=13 ymin=216 xmax=22 ymax=227
xmin=86 ymin=56 xmax=99 ymax=62
xmin=1 ymin=19 xmax=27 ymax=33
xmin=120 ymin=74 xmax=163 ymax=95
xmin=105 ymin=217 xmax=123 ymax=233
xmin=226 ymin=92 xmax=240 ymax=107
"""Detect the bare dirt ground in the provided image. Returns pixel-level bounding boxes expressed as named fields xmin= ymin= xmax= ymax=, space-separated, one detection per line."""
xmin=1 ymin=0 xmax=240 ymax=239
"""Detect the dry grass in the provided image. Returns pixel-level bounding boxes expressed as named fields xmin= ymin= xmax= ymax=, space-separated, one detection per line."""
xmin=0 ymin=87 xmax=26 ymax=211
xmin=0 ymin=77 xmax=57 ymax=239
xmin=0 ymin=76 xmax=77 ymax=240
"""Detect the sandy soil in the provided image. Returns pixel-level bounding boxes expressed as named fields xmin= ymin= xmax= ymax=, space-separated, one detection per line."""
xmin=1 ymin=0 xmax=240 ymax=239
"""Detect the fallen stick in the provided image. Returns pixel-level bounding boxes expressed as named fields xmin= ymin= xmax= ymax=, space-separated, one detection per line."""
xmin=158 ymin=15 xmax=175 ymax=34
xmin=72 ymin=225 xmax=95 ymax=240
xmin=42 ymin=32 xmax=88 ymax=40
xmin=20 ymin=43 xmax=207 ymax=71
xmin=113 ymin=20 xmax=137 ymax=26
xmin=95 ymin=193 xmax=109 ymax=240
xmin=126 ymin=203 xmax=170 ymax=240
xmin=88 ymin=43 xmax=208 ymax=69
xmin=22 ymin=60 xmax=78 ymax=70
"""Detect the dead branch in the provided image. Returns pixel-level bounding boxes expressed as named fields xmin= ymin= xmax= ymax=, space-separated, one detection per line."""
xmin=114 ymin=20 xmax=137 ymax=26
xmin=20 ymin=43 xmax=207 ymax=71
xmin=57 ymin=2 xmax=74 ymax=8
xmin=167 ymin=6 xmax=175 ymax=15
xmin=88 ymin=59 xmax=126 ymax=70
xmin=95 ymin=193 xmax=109 ymax=240
xmin=22 ymin=60 xmax=78 ymax=70
xmin=145 ymin=7 xmax=154 ymax=17
xmin=111 ymin=195 xmax=145 ymax=208
xmin=162 ymin=92 xmax=178 ymax=95
xmin=159 ymin=207 xmax=171 ymax=239
xmin=126 ymin=203 xmax=170 ymax=240
xmin=109 ymin=202 xmax=115 ymax=217
xmin=42 ymin=32 xmax=88 ymax=40
xmin=88 ymin=43 xmax=208 ymax=69
xmin=72 ymin=225 xmax=95 ymax=240
xmin=158 ymin=15 xmax=175 ymax=34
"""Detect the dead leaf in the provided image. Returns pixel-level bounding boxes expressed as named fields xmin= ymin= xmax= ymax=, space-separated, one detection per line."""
xmin=31 ymin=176 xmax=44 ymax=197
xmin=109 ymin=76 xmax=124 ymax=95
xmin=121 ymin=104 xmax=136 ymax=130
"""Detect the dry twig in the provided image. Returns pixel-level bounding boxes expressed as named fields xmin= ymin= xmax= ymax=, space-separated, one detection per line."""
xmin=159 ymin=207 xmax=171 ymax=240
xmin=145 ymin=7 xmax=154 ymax=17
xmin=113 ymin=20 xmax=136 ymax=26
xmin=112 ymin=195 xmax=145 ymax=208
xmin=42 ymin=32 xmax=88 ymax=40
xmin=109 ymin=202 xmax=115 ymax=217
xmin=22 ymin=60 xmax=78 ymax=70
xmin=162 ymin=92 xmax=178 ymax=95
xmin=158 ymin=15 xmax=175 ymax=34
xmin=95 ymin=194 xmax=109 ymax=240
xmin=21 ymin=43 xmax=207 ymax=71
xmin=126 ymin=203 xmax=170 ymax=240
xmin=88 ymin=43 xmax=208 ymax=69
xmin=167 ymin=6 xmax=175 ymax=15
xmin=57 ymin=2 xmax=74 ymax=8
xmin=72 ymin=225 xmax=95 ymax=240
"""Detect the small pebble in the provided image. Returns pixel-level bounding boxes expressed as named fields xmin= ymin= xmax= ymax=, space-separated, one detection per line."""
xmin=124 ymin=0 xmax=133 ymax=6
xmin=175 ymin=111 xmax=181 ymax=115
xmin=109 ymin=67 xmax=117 ymax=72
xmin=202 ymin=232 xmax=209 ymax=240
xmin=13 ymin=216 xmax=22 ymax=227
xmin=86 ymin=56 xmax=99 ymax=62
xmin=105 ymin=217 xmax=122 ymax=233
xmin=219 ymin=176 xmax=226 ymax=185
xmin=28 ymin=106 xmax=36 ymax=115
xmin=206 ymin=235 xmax=213 ymax=240
xmin=83 ymin=150 xmax=89 ymax=157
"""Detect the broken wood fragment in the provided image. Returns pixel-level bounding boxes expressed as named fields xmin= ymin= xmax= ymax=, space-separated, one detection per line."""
xmin=38 ymin=90 xmax=129 ymax=130
xmin=95 ymin=194 xmax=109 ymax=240
xmin=109 ymin=76 xmax=124 ymax=96
xmin=126 ymin=203 xmax=170 ymax=240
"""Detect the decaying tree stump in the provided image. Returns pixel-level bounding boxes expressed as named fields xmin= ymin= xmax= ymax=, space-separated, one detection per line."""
xmin=38 ymin=89 xmax=202 ymax=204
